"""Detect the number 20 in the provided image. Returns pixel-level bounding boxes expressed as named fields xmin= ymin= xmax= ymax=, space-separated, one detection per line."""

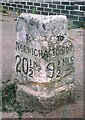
xmin=16 ymin=55 xmax=33 ymax=77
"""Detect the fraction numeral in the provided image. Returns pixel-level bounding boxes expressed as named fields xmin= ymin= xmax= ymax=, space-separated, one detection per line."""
xmin=16 ymin=55 xmax=33 ymax=78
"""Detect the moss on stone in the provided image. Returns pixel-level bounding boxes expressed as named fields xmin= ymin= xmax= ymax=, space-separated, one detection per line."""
xmin=16 ymin=84 xmax=75 ymax=113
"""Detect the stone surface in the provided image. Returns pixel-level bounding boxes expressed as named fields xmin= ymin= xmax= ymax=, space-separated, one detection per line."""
xmin=14 ymin=13 xmax=75 ymax=111
xmin=2 ymin=112 xmax=18 ymax=118
xmin=2 ymin=14 xmax=83 ymax=118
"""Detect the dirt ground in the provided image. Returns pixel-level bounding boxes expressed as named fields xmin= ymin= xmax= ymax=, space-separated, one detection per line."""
xmin=1 ymin=12 xmax=83 ymax=118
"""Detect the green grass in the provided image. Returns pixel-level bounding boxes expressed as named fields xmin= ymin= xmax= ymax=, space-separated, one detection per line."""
xmin=68 ymin=20 xmax=84 ymax=30
xmin=2 ymin=83 xmax=29 ymax=118
xmin=2 ymin=83 xmax=16 ymax=112
xmin=0 ymin=89 xmax=2 ymax=112
xmin=32 ymin=7 xmax=36 ymax=14
xmin=0 ymin=7 xmax=8 ymax=14
xmin=2 ymin=83 xmax=44 ymax=118
xmin=13 ymin=8 xmax=21 ymax=16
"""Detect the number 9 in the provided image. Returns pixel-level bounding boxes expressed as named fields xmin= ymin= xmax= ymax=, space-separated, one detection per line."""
xmin=46 ymin=62 xmax=55 ymax=78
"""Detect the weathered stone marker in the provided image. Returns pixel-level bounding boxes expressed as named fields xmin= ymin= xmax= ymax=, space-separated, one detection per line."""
xmin=15 ymin=13 xmax=75 ymax=111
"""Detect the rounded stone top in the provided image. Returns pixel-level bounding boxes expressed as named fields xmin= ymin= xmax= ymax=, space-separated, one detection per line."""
xmin=18 ymin=13 xmax=68 ymax=24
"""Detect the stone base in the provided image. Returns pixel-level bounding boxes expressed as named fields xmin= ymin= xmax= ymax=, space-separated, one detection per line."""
xmin=16 ymin=83 xmax=75 ymax=113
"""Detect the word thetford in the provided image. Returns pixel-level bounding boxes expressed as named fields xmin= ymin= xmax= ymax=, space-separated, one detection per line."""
xmin=15 ymin=13 xmax=75 ymax=110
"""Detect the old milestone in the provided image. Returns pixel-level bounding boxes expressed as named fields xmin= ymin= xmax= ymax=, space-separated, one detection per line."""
xmin=14 ymin=13 xmax=75 ymax=111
